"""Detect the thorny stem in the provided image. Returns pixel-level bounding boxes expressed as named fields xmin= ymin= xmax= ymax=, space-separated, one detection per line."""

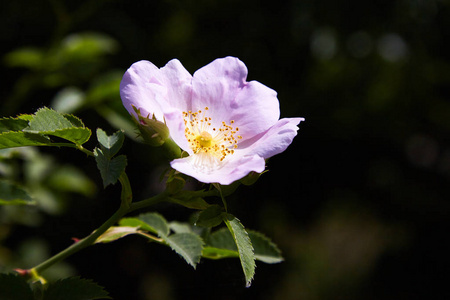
xmin=32 ymin=201 xmax=129 ymax=275
xmin=29 ymin=173 xmax=171 ymax=278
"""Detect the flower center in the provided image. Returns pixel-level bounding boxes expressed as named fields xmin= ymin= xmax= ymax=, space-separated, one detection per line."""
xmin=183 ymin=107 xmax=242 ymax=162
xmin=196 ymin=131 xmax=213 ymax=148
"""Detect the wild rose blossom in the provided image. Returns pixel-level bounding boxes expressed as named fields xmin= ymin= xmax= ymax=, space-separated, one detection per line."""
xmin=120 ymin=57 xmax=304 ymax=185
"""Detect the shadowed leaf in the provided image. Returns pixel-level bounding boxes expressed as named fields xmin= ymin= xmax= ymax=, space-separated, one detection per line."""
xmin=94 ymin=148 xmax=127 ymax=188
xmin=0 ymin=273 xmax=34 ymax=300
xmin=43 ymin=277 xmax=111 ymax=300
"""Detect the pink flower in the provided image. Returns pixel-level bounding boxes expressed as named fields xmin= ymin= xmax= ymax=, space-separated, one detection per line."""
xmin=120 ymin=57 xmax=304 ymax=185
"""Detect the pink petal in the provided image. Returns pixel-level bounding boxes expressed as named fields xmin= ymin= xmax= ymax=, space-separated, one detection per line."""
xmin=228 ymin=80 xmax=280 ymax=141
xmin=120 ymin=59 xmax=192 ymax=121
xmin=157 ymin=59 xmax=193 ymax=110
xmin=170 ymin=154 xmax=266 ymax=185
xmin=164 ymin=109 xmax=192 ymax=154
xmin=191 ymin=57 xmax=247 ymax=116
xmin=191 ymin=57 xmax=280 ymax=139
xmin=237 ymin=117 xmax=305 ymax=159
xmin=120 ymin=60 xmax=164 ymax=120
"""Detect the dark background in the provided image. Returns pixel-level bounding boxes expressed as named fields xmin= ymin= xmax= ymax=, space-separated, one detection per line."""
xmin=1 ymin=0 xmax=449 ymax=299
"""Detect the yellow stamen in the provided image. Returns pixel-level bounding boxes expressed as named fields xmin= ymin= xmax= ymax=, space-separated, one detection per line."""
xmin=182 ymin=107 xmax=241 ymax=162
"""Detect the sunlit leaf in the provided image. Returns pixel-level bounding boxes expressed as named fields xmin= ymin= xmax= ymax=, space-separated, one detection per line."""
xmin=224 ymin=214 xmax=255 ymax=287
xmin=0 ymin=131 xmax=51 ymax=149
xmin=63 ymin=114 xmax=85 ymax=128
xmin=119 ymin=213 xmax=169 ymax=237
xmin=0 ymin=116 xmax=31 ymax=133
xmin=26 ymin=107 xmax=73 ymax=132
xmin=24 ymin=108 xmax=91 ymax=145
xmin=42 ymin=128 xmax=91 ymax=145
xmin=95 ymin=226 xmax=139 ymax=244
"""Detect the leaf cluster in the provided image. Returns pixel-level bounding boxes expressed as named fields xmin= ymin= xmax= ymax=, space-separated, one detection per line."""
xmin=96 ymin=212 xmax=283 ymax=286
xmin=0 ymin=107 xmax=91 ymax=150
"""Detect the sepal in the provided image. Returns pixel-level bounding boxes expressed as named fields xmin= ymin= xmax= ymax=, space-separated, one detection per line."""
xmin=239 ymin=170 xmax=266 ymax=186
xmin=133 ymin=106 xmax=169 ymax=147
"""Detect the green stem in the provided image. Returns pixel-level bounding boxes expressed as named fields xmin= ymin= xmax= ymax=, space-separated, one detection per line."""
xmin=129 ymin=191 xmax=170 ymax=212
xmin=118 ymin=172 xmax=132 ymax=207
xmin=31 ymin=173 xmax=161 ymax=276
xmin=47 ymin=143 xmax=95 ymax=157
xmin=32 ymin=203 xmax=129 ymax=274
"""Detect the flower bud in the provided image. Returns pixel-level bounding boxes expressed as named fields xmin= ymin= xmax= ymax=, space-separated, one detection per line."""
xmin=133 ymin=106 xmax=169 ymax=147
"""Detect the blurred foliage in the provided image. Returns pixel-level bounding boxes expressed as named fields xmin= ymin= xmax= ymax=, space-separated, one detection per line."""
xmin=1 ymin=0 xmax=450 ymax=299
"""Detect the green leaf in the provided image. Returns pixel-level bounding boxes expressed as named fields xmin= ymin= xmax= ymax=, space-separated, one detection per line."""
xmin=119 ymin=214 xmax=203 ymax=268
xmin=95 ymin=226 xmax=139 ymax=243
xmin=202 ymin=247 xmax=239 ymax=260
xmin=248 ymin=231 xmax=284 ymax=264
xmin=168 ymin=190 xmax=211 ymax=210
xmin=169 ymin=222 xmax=193 ymax=234
xmin=26 ymin=107 xmax=74 ymax=132
xmin=195 ymin=205 xmax=224 ymax=228
xmin=96 ymin=128 xmax=124 ymax=159
xmin=63 ymin=114 xmax=85 ymax=128
xmin=120 ymin=213 xmax=169 ymax=237
xmin=203 ymin=228 xmax=283 ymax=264
xmin=43 ymin=277 xmax=111 ymax=300
xmin=0 ymin=180 xmax=35 ymax=205
xmin=224 ymin=214 xmax=256 ymax=287
xmin=0 ymin=116 xmax=31 ymax=133
xmin=204 ymin=228 xmax=283 ymax=264
xmin=0 ymin=273 xmax=34 ymax=300
xmin=94 ymin=148 xmax=127 ymax=188
xmin=41 ymin=127 xmax=91 ymax=145
xmin=24 ymin=108 xmax=91 ymax=145
xmin=0 ymin=131 xmax=51 ymax=149
xmin=164 ymin=233 xmax=204 ymax=268
xmin=138 ymin=213 xmax=170 ymax=236
xmin=206 ymin=227 xmax=237 ymax=251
